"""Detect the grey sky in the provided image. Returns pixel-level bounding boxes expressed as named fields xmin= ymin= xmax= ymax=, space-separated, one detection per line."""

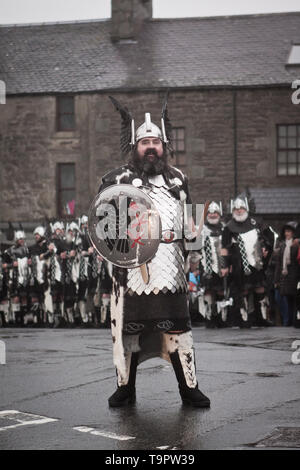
xmin=0 ymin=0 xmax=300 ymax=24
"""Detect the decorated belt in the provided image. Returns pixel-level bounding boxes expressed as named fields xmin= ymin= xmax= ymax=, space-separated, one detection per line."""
xmin=160 ymin=230 xmax=181 ymax=243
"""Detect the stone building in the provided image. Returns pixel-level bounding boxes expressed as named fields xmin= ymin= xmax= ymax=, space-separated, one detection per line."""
xmin=0 ymin=0 xmax=300 ymax=235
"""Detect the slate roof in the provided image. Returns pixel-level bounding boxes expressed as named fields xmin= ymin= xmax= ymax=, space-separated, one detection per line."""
xmin=1 ymin=12 xmax=300 ymax=95
xmin=250 ymin=187 xmax=300 ymax=214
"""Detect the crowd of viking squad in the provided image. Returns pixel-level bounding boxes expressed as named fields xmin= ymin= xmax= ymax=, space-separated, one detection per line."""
xmin=188 ymin=198 xmax=300 ymax=329
xmin=0 ymin=216 xmax=112 ymax=328
xmin=1 ymin=197 xmax=300 ymax=329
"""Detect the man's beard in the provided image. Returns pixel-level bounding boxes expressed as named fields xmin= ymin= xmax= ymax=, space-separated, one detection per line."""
xmin=232 ymin=211 xmax=248 ymax=222
xmin=207 ymin=215 xmax=220 ymax=225
xmin=132 ymin=147 xmax=168 ymax=175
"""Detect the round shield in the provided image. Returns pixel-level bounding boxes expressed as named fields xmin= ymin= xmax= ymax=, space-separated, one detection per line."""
xmin=88 ymin=184 xmax=162 ymax=268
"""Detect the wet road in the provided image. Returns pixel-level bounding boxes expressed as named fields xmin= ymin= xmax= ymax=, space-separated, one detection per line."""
xmin=0 ymin=326 xmax=299 ymax=450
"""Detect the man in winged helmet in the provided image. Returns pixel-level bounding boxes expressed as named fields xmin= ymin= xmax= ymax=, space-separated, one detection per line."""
xmin=221 ymin=196 xmax=275 ymax=327
xmin=199 ymin=201 xmax=229 ymax=328
xmin=91 ymin=95 xmax=210 ymax=408
xmin=3 ymin=230 xmax=29 ymax=325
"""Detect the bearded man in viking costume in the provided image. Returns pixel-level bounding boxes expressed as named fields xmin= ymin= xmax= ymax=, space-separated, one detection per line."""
xmin=89 ymin=95 xmax=210 ymax=408
xmin=48 ymin=221 xmax=67 ymax=326
xmin=3 ymin=230 xmax=30 ymax=325
xmin=221 ymin=196 xmax=275 ymax=327
xmin=28 ymin=226 xmax=50 ymax=325
xmin=199 ymin=202 xmax=229 ymax=328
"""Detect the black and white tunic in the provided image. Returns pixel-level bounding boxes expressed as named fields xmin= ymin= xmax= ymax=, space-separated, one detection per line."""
xmin=222 ymin=216 xmax=274 ymax=290
xmin=97 ymin=163 xmax=193 ymax=369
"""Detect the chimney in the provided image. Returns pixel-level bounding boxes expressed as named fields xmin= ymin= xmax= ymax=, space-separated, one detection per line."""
xmin=111 ymin=0 xmax=152 ymax=41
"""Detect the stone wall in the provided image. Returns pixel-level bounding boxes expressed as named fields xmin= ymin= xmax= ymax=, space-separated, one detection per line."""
xmin=0 ymin=86 xmax=299 ymax=224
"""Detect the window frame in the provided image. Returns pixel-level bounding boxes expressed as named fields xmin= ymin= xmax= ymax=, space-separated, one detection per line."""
xmin=56 ymin=163 xmax=76 ymax=218
xmin=56 ymin=95 xmax=76 ymax=132
xmin=171 ymin=127 xmax=186 ymax=153
xmin=171 ymin=127 xmax=187 ymax=168
xmin=276 ymin=124 xmax=300 ymax=176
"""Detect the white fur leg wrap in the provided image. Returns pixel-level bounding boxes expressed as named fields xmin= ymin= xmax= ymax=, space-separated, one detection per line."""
xmin=204 ymin=294 xmax=213 ymax=305
xmin=259 ymin=297 xmax=269 ymax=320
xmin=163 ymin=331 xmax=197 ymax=388
xmin=111 ymin=283 xmax=127 ymax=379
xmin=178 ymin=348 xmax=197 ymax=388
xmin=100 ymin=305 xmax=107 ymax=323
xmin=11 ymin=303 xmax=20 ymax=313
xmin=0 ymin=303 xmax=9 ymax=313
xmin=116 ymin=335 xmax=140 ymax=386
xmin=204 ymin=294 xmax=213 ymax=319
xmin=162 ymin=330 xmax=194 ymax=354
xmin=117 ymin=352 xmax=131 ymax=386
xmin=1 ymin=303 xmax=10 ymax=322
xmin=79 ymin=301 xmax=88 ymax=322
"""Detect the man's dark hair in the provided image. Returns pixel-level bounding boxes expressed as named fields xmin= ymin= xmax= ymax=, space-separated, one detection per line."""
xmin=129 ymin=142 xmax=169 ymax=176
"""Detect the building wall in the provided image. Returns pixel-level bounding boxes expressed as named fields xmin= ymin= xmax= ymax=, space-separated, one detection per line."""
xmin=236 ymin=87 xmax=300 ymax=191
xmin=0 ymin=87 xmax=299 ymax=223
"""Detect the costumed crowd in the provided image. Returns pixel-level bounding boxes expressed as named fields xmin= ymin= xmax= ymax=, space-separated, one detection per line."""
xmin=0 ymin=216 xmax=112 ymax=328
xmin=189 ymin=202 xmax=300 ymax=329
xmin=1 ymin=206 xmax=300 ymax=331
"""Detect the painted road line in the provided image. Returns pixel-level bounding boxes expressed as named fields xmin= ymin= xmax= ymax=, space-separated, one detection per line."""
xmin=74 ymin=426 xmax=136 ymax=441
xmin=156 ymin=445 xmax=178 ymax=450
xmin=0 ymin=410 xmax=58 ymax=431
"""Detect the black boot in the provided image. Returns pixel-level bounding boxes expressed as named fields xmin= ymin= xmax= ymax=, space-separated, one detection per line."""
xmin=179 ymin=385 xmax=211 ymax=408
xmin=108 ymin=384 xmax=136 ymax=408
xmin=169 ymin=350 xmax=210 ymax=408
xmin=253 ymin=293 xmax=273 ymax=326
xmin=108 ymin=352 xmax=139 ymax=408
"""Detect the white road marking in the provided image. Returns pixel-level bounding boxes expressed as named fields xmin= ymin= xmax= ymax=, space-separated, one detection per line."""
xmin=0 ymin=340 xmax=6 ymax=364
xmin=156 ymin=445 xmax=178 ymax=450
xmin=0 ymin=410 xmax=58 ymax=431
xmin=73 ymin=425 xmax=136 ymax=441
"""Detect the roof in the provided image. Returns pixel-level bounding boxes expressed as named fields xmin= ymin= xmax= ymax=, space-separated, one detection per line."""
xmin=250 ymin=187 xmax=300 ymax=214
xmin=1 ymin=12 xmax=300 ymax=95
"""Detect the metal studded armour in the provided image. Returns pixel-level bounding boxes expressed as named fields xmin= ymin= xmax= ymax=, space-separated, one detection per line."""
xmin=201 ymin=224 xmax=223 ymax=276
xmin=126 ymin=174 xmax=188 ymax=295
xmin=237 ymin=228 xmax=264 ymax=272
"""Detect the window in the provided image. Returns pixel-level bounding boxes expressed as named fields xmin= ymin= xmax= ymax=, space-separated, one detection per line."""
xmin=287 ymin=44 xmax=300 ymax=65
xmin=277 ymin=124 xmax=300 ymax=176
xmin=56 ymin=95 xmax=75 ymax=131
xmin=57 ymin=163 xmax=76 ymax=217
xmin=171 ymin=127 xmax=186 ymax=167
xmin=171 ymin=127 xmax=185 ymax=152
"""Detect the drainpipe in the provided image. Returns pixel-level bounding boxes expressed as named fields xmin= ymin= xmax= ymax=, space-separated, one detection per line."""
xmin=232 ymin=90 xmax=238 ymax=197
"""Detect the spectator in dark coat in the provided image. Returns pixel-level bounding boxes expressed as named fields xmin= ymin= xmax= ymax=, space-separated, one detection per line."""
xmin=274 ymin=221 xmax=299 ymax=326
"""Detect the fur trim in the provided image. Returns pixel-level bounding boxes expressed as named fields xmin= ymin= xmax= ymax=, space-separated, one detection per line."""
xmin=110 ymin=278 xmax=126 ymax=378
xmin=161 ymin=330 xmax=194 ymax=355
xmin=11 ymin=303 xmax=20 ymax=313
xmin=178 ymin=348 xmax=197 ymax=388
xmin=162 ymin=331 xmax=197 ymax=388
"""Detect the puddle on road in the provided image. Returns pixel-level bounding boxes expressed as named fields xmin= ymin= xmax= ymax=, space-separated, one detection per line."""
xmin=250 ymin=427 xmax=300 ymax=448
xmin=254 ymin=372 xmax=282 ymax=378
